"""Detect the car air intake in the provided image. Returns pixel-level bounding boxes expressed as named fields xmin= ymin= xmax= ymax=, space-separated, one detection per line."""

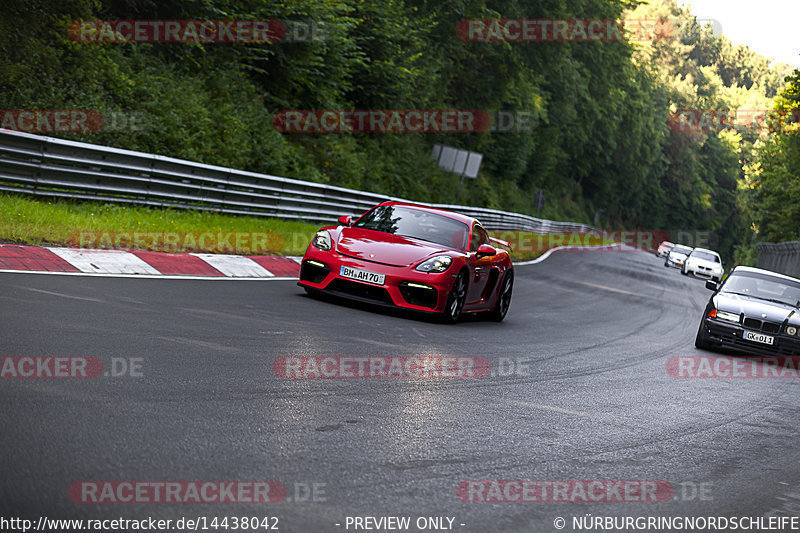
xmin=329 ymin=279 xmax=392 ymax=304
xmin=399 ymin=282 xmax=438 ymax=309
xmin=300 ymin=260 xmax=329 ymax=284
xmin=743 ymin=318 xmax=761 ymax=329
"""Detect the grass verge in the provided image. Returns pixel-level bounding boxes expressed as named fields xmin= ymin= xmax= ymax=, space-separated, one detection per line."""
xmin=0 ymin=193 xmax=319 ymax=255
xmin=0 ymin=193 xmax=613 ymax=261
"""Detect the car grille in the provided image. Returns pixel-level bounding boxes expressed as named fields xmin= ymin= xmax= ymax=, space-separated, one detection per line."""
xmin=328 ymin=279 xmax=392 ymax=304
xmin=707 ymin=322 xmax=800 ymax=356
xmin=743 ymin=317 xmax=781 ymax=334
xmin=743 ymin=317 xmax=760 ymax=329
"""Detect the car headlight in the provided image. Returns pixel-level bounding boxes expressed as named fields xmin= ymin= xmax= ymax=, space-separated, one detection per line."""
xmin=787 ymin=326 xmax=798 ymax=336
xmin=416 ymin=255 xmax=452 ymax=273
xmin=311 ymin=230 xmax=332 ymax=251
xmin=715 ymin=310 xmax=740 ymax=323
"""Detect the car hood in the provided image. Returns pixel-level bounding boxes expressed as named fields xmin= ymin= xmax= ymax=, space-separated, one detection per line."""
xmin=669 ymin=253 xmax=688 ymax=261
xmin=714 ymin=292 xmax=800 ymax=324
xmin=335 ymin=227 xmax=450 ymax=267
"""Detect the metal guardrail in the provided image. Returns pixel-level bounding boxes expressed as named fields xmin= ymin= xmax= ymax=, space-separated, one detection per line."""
xmin=756 ymin=242 xmax=800 ymax=279
xmin=0 ymin=129 xmax=593 ymax=233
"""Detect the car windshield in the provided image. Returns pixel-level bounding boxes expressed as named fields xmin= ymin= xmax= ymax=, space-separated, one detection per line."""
xmin=354 ymin=205 xmax=469 ymax=250
xmin=691 ymin=251 xmax=720 ymax=262
xmin=721 ymin=272 xmax=800 ymax=307
xmin=672 ymin=245 xmax=693 ymax=255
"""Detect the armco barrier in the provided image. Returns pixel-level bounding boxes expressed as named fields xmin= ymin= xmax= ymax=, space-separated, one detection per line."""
xmin=0 ymin=129 xmax=593 ymax=233
xmin=756 ymin=242 xmax=800 ymax=279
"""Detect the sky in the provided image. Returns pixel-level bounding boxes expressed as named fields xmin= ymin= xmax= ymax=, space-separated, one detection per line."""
xmin=679 ymin=0 xmax=800 ymax=68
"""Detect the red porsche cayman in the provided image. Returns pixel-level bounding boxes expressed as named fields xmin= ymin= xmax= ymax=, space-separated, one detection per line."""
xmin=298 ymin=201 xmax=514 ymax=323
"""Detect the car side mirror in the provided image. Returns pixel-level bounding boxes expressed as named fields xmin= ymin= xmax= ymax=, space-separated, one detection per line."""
xmin=705 ymin=280 xmax=718 ymax=291
xmin=338 ymin=215 xmax=352 ymax=226
xmin=476 ymin=244 xmax=497 ymax=258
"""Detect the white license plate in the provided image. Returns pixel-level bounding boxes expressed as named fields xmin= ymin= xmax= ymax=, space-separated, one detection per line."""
xmin=744 ymin=330 xmax=774 ymax=345
xmin=339 ymin=265 xmax=385 ymax=286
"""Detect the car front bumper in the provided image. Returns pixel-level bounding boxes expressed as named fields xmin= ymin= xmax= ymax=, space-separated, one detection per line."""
xmin=701 ymin=317 xmax=800 ymax=356
xmin=297 ymin=248 xmax=457 ymax=314
xmin=687 ymin=265 xmax=723 ymax=281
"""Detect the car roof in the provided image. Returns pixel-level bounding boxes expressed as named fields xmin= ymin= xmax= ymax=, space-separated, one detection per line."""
xmin=731 ymin=266 xmax=800 ymax=284
xmin=691 ymin=247 xmax=719 ymax=256
xmin=375 ymin=201 xmax=478 ymax=226
xmin=672 ymin=244 xmax=693 ymax=250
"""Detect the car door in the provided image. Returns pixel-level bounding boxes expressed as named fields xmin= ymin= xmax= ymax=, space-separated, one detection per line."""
xmin=466 ymin=224 xmax=492 ymax=303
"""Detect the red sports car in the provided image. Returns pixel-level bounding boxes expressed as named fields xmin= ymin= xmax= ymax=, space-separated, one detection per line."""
xmin=298 ymin=201 xmax=514 ymax=322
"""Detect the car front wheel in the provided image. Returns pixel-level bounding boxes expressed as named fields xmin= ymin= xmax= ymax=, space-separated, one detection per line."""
xmin=443 ymin=272 xmax=467 ymax=324
xmin=489 ymin=270 xmax=513 ymax=322
xmin=694 ymin=320 xmax=713 ymax=350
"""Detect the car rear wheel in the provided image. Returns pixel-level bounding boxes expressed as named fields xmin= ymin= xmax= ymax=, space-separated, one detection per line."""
xmin=489 ymin=270 xmax=513 ymax=322
xmin=443 ymin=273 xmax=467 ymax=324
xmin=694 ymin=320 xmax=713 ymax=350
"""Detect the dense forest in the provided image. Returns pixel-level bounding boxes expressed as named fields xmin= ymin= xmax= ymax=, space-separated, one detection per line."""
xmin=1 ymin=0 xmax=797 ymax=263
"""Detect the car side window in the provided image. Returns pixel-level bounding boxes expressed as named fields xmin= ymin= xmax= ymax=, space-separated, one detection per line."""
xmin=470 ymin=225 xmax=489 ymax=251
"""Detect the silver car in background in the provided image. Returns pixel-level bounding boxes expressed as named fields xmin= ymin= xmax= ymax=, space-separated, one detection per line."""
xmin=665 ymin=244 xmax=693 ymax=269
xmin=683 ymin=247 xmax=724 ymax=282
xmin=656 ymin=241 xmax=674 ymax=258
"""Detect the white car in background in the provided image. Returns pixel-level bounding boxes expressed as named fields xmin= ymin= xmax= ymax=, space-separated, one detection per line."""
xmin=683 ymin=248 xmax=724 ymax=282
xmin=656 ymin=241 xmax=674 ymax=258
xmin=665 ymin=244 xmax=693 ymax=269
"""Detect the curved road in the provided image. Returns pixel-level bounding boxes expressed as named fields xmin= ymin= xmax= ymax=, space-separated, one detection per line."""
xmin=1 ymin=249 xmax=799 ymax=531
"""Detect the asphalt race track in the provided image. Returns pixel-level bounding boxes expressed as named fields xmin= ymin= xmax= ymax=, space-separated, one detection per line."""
xmin=2 ymin=249 xmax=799 ymax=532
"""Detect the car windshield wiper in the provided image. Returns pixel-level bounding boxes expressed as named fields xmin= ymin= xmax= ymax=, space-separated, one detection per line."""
xmin=723 ymin=292 xmax=799 ymax=308
xmin=755 ymin=297 xmax=800 ymax=308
